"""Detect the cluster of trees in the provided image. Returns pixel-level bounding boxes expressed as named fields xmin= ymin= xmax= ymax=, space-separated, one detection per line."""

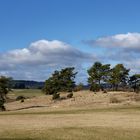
xmin=129 ymin=74 xmax=140 ymax=92
xmin=88 ymin=62 xmax=130 ymax=91
xmin=43 ymin=67 xmax=77 ymax=99
xmin=88 ymin=62 xmax=140 ymax=92
xmin=1 ymin=61 xmax=140 ymax=111
xmin=43 ymin=62 xmax=140 ymax=95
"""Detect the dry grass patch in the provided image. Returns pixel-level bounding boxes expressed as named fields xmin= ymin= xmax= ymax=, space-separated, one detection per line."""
xmin=1 ymin=102 xmax=140 ymax=140
xmin=110 ymin=96 xmax=121 ymax=103
xmin=4 ymin=90 xmax=140 ymax=111
xmin=1 ymin=90 xmax=140 ymax=140
xmin=133 ymin=94 xmax=140 ymax=101
xmin=0 ymin=127 xmax=140 ymax=140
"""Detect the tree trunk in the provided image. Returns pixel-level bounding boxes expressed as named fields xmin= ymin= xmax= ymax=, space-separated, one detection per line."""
xmin=115 ymin=84 xmax=118 ymax=91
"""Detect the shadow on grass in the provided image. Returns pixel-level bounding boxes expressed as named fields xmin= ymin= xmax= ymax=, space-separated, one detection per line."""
xmin=0 ymin=105 xmax=140 ymax=116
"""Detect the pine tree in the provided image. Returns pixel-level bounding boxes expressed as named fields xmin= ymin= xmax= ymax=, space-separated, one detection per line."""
xmin=43 ymin=67 xmax=77 ymax=96
xmin=129 ymin=74 xmax=140 ymax=92
xmin=88 ymin=62 xmax=110 ymax=91
xmin=108 ymin=64 xmax=130 ymax=91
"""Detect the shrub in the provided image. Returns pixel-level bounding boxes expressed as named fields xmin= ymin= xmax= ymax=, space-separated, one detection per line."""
xmin=0 ymin=97 xmax=5 ymax=111
xmin=110 ymin=96 xmax=121 ymax=103
xmin=103 ymin=90 xmax=107 ymax=93
xmin=60 ymin=96 xmax=66 ymax=100
xmin=21 ymin=99 xmax=24 ymax=103
xmin=67 ymin=92 xmax=73 ymax=98
xmin=16 ymin=95 xmax=26 ymax=101
xmin=135 ymin=89 xmax=140 ymax=94
xmin=52 ymin=93 xmax=60 ymax=100
xmin=1 ymin=105 xmax=6 ymax=111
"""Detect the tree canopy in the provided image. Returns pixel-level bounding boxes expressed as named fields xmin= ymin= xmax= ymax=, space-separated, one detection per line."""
xmin=87 ymin=62 xmax=110 ymax=91
xmin=129 ymin=74 xmax=140 ymax=92
xmin=108 ymin=64 xmax=130 ymax=90
xmin=43 ymin=67 xmax=77 ymax=95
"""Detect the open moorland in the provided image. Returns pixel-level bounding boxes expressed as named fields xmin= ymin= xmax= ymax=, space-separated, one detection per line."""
xmin=0 ymin=89 xmax=140 ymax=140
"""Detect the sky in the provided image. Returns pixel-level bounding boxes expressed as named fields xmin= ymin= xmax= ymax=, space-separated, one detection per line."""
xmin=0 ymin=0 xmax=140 ymax=83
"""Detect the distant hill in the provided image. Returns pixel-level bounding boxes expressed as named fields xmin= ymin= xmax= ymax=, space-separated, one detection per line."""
xmin=11 ymin=80 xmax=45 ymax=89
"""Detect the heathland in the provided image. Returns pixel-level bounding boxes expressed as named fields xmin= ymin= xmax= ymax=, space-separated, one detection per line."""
xmin=0 ymin=89 xmax=140 ymax=140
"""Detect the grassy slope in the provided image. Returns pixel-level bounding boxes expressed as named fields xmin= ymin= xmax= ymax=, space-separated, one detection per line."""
xmin=1 ymin=90 xmax=140 ymax=140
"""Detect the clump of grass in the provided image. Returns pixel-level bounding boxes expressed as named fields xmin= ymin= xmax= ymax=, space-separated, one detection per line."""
xmin=133 ymin=94 xmax=140 ymax=101
xmin=67 ymin=92 xmax=73 ymax=98
xmin=52 ymin=93 xmax=60 ymax=100
xmin=16 ymin=95 xmax=26 ymax=101
xmin=103 ymin=90 xmax=107 ymax=93
xmin=110 ymin=96 xmax=121 ymax=103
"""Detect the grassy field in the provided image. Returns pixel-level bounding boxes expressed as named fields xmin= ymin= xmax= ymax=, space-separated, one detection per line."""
xmin=8 ymin=89 xmax=43 ymax=98
xmin=1 ymin=90 xmax=140 ymax=140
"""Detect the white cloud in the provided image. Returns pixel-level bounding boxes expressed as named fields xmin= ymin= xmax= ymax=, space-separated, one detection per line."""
xmin=2 ymin=40 xmax=95 ymax=66
xmin=84 ymin=32 xmax=140 ymax=75
xmin=0 ymin=39 xmax=96 ymax=81
xmin=87 ymin=32 xmax=140 ymax=51
xmin=2 ymin=34 xmax=140 ymax=82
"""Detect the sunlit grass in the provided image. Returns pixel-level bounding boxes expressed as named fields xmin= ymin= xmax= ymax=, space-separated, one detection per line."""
xmin=0 ymin=105 xmax=140 ymax=115
xmin=1 ymin=90 xmax=140 ymax=140
xmin=0 ymin=127 xmax=140 ymax=140
xmin=9 ymin=89 xmax=43 ymax=98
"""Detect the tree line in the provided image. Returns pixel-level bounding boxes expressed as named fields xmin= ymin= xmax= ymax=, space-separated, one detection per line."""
xmin=0 ymin=61 xmax=140 ymax=111
xmin=43 ymin=61 xmax=140 ymax=96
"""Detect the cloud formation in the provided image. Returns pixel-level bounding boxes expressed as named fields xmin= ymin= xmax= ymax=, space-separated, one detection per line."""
xmin=1 ymin=33 xmax=140 ymax=82
xmin=87 ymin=32 xmax=140 ymax=52
xmin=0 ymin=40 xmax=96 ymax=81
xmin=85 ymin=32 xmax=140 ymax=74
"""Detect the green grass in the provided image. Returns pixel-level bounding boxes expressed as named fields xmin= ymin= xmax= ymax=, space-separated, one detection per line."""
xmin=9 ymin=89 xmax=43 ymax=98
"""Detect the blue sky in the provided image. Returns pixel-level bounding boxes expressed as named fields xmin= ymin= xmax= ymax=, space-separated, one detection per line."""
xmin=0 ymin=0 xmax=140 ymax=82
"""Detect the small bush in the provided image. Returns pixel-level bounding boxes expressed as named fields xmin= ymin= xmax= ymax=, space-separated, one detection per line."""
xmin=103 ymin=90 xmax=107 ymax=93
xmin=52 ymin=93 xmax=60 ymax=100
xmin=60 ymin=96 xmax=66 ymax=100
xmin=110 ymin=96 xmax=121 ymax=103
xmin=0 ymin=105 xmax=5 ymax=111
xmin=135 ymin=89 xmax=140 ymax=94
xmin=16 ymin=95 xmax=26 ymax=101
xmin=21 ymin=99 xmax=24 ymax=103
xmin=67 ymin=92 xmax=73 ymax=98
xmin=1 ymin=105 xmax=6 ymax=111
xmin=0 ymin=98 xmax=5 ymax=111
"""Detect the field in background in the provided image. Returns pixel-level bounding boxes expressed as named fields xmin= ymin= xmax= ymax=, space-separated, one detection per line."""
xmin=9 ymin=89 xmax=43 ymax=98
xmin=1 ymin=90 xmax=140 ymax=140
